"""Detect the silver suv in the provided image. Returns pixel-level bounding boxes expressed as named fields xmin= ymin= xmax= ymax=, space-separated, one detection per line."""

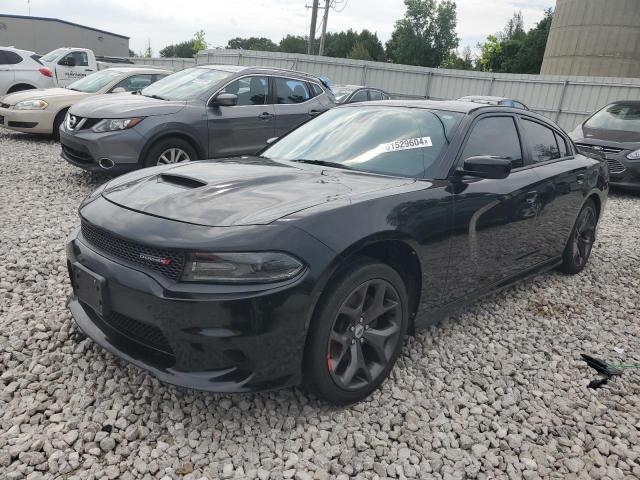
xmin=60 ymin=65 xmax=336 ymax=174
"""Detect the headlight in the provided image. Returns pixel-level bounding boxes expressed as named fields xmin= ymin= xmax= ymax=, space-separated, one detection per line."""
xmin=14 ymin=99 xmax=48 ymax=110
xmin=79 ymin=182 xmax=108 ymax=209
xmin=627 ymin=149 xmax=640 ymax=160
xmin=182 ymin=252 xmax=304 ymax=283
xmin=92 ymin=117 xmax=143 ymax=133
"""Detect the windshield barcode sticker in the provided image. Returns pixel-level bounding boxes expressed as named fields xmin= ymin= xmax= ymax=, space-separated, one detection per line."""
xmin=383 ymin=137 xmax=432 ymax=152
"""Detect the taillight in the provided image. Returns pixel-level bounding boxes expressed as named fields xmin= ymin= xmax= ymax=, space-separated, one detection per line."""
xmin=38 ymin=67 xmax=53 ymax=78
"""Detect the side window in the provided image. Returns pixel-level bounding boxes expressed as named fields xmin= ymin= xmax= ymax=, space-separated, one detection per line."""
xmin=461 ymin=116 xmax=523 ymax=169
xmin=369 ymin=90 xmax=384 ymax=101
xmin=113 ymin=74 xmax=155 ymax=92
xmin=0 ymin=50 xmax=23 ymax=65
xmin=60 ymin=51 xmax=89 ymax=67
xmin=221 ymin=76 xmax=268 ymax=106
xmin=555 ymin=132 xmax=569 ymax=157
xmin=521 ymin=119 xmax=560 ymax=164
xmin=275 ymin=78 xmax=311 ymax=104
xmin=350 ymin=90 xmax=369 ymax=103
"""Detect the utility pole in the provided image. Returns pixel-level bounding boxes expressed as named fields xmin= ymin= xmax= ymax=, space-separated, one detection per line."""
xmin=307 ymin=0 xmax=319 ymax=55
xmin=318 ymin=0 xmax=331 ymax=56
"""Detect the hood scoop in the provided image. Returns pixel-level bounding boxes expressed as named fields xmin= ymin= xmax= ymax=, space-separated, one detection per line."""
xmin=159 ymin=173 xmax=207 ymax=189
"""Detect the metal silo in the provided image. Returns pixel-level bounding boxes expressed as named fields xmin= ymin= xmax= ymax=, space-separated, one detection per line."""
xmin=541 ymin=0 xmax=640 ymax=77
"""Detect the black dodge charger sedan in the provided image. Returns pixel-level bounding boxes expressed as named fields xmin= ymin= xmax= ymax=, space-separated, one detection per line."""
xmin=570 ymin=100 xmax=640 ymax=191
xmin=66 ymin=100 xmax=607 ymax=403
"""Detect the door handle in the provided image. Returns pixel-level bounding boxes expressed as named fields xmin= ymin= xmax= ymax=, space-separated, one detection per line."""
xmin=308 ymin=109 xmax=322 ymax=116
xmin=258 ymin=112 xmax=274 ymax=120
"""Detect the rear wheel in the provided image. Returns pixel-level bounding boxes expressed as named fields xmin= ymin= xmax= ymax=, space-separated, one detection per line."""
xmin=303 ymin=258 xmax=409 ymax=404
xmin=557 ymin=199 xmax=598 ymax=274
xmin=143 ymin=138 xmax=197 ymax=168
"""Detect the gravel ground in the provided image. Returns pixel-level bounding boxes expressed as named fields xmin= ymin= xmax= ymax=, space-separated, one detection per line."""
xmin=1 ymin=129 xmax=639 ymax=480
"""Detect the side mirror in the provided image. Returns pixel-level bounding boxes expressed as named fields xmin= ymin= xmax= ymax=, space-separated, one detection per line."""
xmin=266 ymin=137 xmax=278 ymax=145
xmin=111 ymin=87 xmax=126 ymax=94
xmin=459 ymin=156 xmax=512 ymax=179
xmin=212 ymin=93 xmax=238 ymax=107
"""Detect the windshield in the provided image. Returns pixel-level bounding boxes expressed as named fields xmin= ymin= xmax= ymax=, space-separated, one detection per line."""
xmin=262 ymin=106 xmax=462 ymax=178
xmin=67 ymin=70 xmax=124 ymax=93
xmin=332 ymin=87 xmax=356 ymax=102
xmin=140 ymin=67 xmax=232 ymax=101
xmin=41 ymin=48 xmax=67 ymax=63
xmin=585 ymin=103 xmax=640 ymax=133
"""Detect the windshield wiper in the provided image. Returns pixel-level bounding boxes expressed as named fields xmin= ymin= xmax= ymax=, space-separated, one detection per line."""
xmin=144 ymin=94 xmax=167 ymax=101
xmin=291 ymin=159 xmax=353 ymax=170
xmin=67 ymin=87 xmax=80 ymax=92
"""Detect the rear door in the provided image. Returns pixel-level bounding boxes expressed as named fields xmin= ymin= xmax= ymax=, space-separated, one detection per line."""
xmin=207 ymin=75 xmax=275 ymax=157
xmin=444 ymin=114 xmax=544 ymax=301
xmin=56 ymin=51 xmax=93 ymax=87
xmin=0 ymin=50 xmax=17 ymax=95
xmin=273 ymin=77 xmax=323 ymax=136
xmin=518 ymin=116 xmax=592 ymax=260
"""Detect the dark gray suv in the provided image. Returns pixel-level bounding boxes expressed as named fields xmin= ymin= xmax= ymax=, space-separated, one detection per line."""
xmin=59 ymin=65 xmax=335 ymax=174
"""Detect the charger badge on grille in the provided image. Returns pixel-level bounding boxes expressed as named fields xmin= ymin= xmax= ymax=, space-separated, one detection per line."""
xmin=139 ymin=253 xmax=172 ymax=266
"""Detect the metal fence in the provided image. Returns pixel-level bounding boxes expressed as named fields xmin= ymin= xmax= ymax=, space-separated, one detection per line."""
xmin=131 ymin=57 xmax=195 ymax=71
xmin=189 ymin=49 xmax=640 ymax=131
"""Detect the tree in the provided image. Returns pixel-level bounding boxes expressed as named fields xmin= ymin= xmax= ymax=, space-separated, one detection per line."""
xmin=226 ymin=37 xmax=279 ymax=51
xmin=385 ymin=0 xmax=459 ymax=67
xmin=279 ymin=35 xmax=308 ymax=54
xmin=348 ymin=41 xmax=373 ymax=61
xmin=477 ymin=8 xmax=553 ymax=74
xmin=128 ymin=49 xmax=136 ymax=57
xmin=193 ymin=30 xmax=207 ymax=55
xmin=160 ymin=40 xmax=196 ymax=58
xmin=323 ymin=29 xmax=384 ymax=61
xmin=441 ymin=45 xmax=474 ymax=70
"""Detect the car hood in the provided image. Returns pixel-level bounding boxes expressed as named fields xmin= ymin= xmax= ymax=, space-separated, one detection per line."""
xmin=3 ymin=87 xmax=90 ymax=105
xmin=574 ymin=124 xmax=640 ymax=147
xmin=69 ymin=93 xmax=186 ymax=118
xmin=101 ymin=158 xmax=416 ymax=227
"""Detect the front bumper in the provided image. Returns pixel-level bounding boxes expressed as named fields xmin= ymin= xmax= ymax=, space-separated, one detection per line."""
xmin=0 ymin=106 xmax=55 ymax=134
xmin=64 ymin=202 xmax=334 ymax=392
xmin=60 ymin=124 xmax=144 ymax=174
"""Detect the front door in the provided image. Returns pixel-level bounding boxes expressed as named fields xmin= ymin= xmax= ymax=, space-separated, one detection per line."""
xmin=444 ymin=114 xmax=544 ymax=302
xmin=207 ymin=75 xmax=275 ymax=158
xmin=56 ymin=51 xmax=93 ymax=87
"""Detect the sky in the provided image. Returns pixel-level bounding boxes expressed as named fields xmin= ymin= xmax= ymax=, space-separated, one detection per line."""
xmin=3 ymin=0 xmax=555 ymax=55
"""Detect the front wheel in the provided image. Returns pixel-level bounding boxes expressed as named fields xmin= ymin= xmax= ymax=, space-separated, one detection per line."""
xmin=143 ymin=138 xmax=197 ymax=168
xmin=557 ymin=199 xmax=598 ymax=274
xmin=303 ymin=258 xmax=409 ymax=404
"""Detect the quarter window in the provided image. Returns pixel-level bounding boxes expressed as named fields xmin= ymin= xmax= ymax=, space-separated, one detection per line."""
xmin=461 ymin=116 xmax=523 ymax=169
xmin=309 ymin=83 xmax=323 ymax=97
xmin=369 ymin=90 xmax=384 ymax=101
xmin=222 ymin=76 xmax=268 ymax=106
xmin=521 ymin=119 xmax=560 ymax=164
xmin=0 ymin=50 xmax=23 ymax=65
xmin=275 ymin=78 xmax=311 ymax=104
xmin=113 ymin=74 xmax=157 ymax=92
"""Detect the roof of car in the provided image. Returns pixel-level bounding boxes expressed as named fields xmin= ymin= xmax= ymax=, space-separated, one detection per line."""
xmin=196 ymin=64 xmax=321 ymax=80
xmin=459 ymin=95 xmax=512 ymax=102
xmin=347 ymin=99 xmax=489 ymax=113
xmin=106 ymin=67 xmax=172 ymax=74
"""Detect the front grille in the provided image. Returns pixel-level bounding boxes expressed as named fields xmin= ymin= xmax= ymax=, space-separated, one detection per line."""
xmin=62 ymin=144 xmax=93 ymax=164
xmin=103 ymin=311 xmax=173 ymax=355
xmin=66 ymin=114 xmax=101 ymax=131
xmin=576 ymin=143 xmax=625 ymax=154
xmin=80 ymin=220 xmax=186 ymax=281
xmin=607 ymin=158 xmax=626 ymax=174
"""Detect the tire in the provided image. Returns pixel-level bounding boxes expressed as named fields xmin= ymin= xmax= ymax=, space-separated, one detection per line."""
xmin=52 ymin=109 xmax=67 ymax=141
xmin=303 ymin=257 xmax=409 ymax=404
xmin=557 ymin=199 xmax=598 ymax=274
xmin=143 ymin=137 xmax=197 ymax=168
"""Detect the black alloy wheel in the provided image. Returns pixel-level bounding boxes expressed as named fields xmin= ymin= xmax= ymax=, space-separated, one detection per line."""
xmin=327 ymin=279 xmax=403 ymax=391
xmin=304 ymin=258 xmax=408 ymax=404
xmin=558 ymin=199 xmax=598 ymax=274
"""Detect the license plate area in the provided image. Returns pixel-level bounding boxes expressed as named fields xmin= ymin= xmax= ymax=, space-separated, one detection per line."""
xmin=72 ymin=263 xmax=109 ymax=316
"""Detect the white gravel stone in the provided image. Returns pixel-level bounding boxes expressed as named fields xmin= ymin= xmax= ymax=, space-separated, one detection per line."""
xmin=1 ymin=130 xmax=640 ymax=479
